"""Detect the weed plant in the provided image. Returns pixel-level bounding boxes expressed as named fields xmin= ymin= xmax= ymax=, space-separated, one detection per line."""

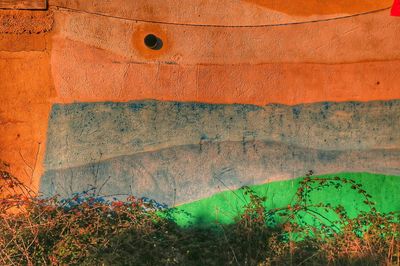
xmin=0 ymin=165 xmax=399 ymax=265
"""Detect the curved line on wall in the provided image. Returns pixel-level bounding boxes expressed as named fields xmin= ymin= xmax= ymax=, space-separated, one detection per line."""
xmin=51 ymin=5 xmax=392 ymax=28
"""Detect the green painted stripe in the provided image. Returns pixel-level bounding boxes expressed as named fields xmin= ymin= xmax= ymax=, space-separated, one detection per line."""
xmin=169 ymin=172 xmax=400 ymax=227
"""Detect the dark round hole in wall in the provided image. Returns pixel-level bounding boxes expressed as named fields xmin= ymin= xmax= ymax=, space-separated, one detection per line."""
xmin=144 ymin=34 xmax=163 ymax=50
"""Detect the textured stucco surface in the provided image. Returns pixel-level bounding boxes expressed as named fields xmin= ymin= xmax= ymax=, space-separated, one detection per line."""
xmin=50 ymin=0 xmax=393 ymax=26
xmin=0 ymin=1 xmax=399 ymax=197
xmin=0 ymin=10 xmax=52 ymax=34
xmin=0 ymin=10 xmax=54 ymax=189
xmin=0 ymin=51 xmax=55 ymax=190
xmin=51 ymin=9 xmax=400 ymax=65
xmin=40 ymin=100 xmax=400 ymax=205
xmin=50 ymin=9 xmax=400 ymax=105
xmin=51 ymin=39 xmax=400 ymax=105
xmin=45 ymin=100 xmax=400 ymax=170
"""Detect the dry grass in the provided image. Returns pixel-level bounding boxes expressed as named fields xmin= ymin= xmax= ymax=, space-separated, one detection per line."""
xmin=0 ymin=165 xmax=399 ymax=265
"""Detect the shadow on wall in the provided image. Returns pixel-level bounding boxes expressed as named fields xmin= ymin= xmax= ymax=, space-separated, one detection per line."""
xmin=40 ymin=100 xmax=400 ymax=205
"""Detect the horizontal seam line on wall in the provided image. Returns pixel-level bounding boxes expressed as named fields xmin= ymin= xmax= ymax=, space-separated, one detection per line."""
xmin=51 ymin=6 xmax=392 ymax=28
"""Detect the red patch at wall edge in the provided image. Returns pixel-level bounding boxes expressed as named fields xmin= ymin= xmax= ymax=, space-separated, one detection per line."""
xmin=391 ymin=0 xmax=400 ymax=16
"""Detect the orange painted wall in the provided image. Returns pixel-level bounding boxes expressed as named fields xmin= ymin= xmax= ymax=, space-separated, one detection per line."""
xmin=0 ymin=1 xmax=399 ymax=192
xmin=0 ymin=43 xmax=54 ymax=190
